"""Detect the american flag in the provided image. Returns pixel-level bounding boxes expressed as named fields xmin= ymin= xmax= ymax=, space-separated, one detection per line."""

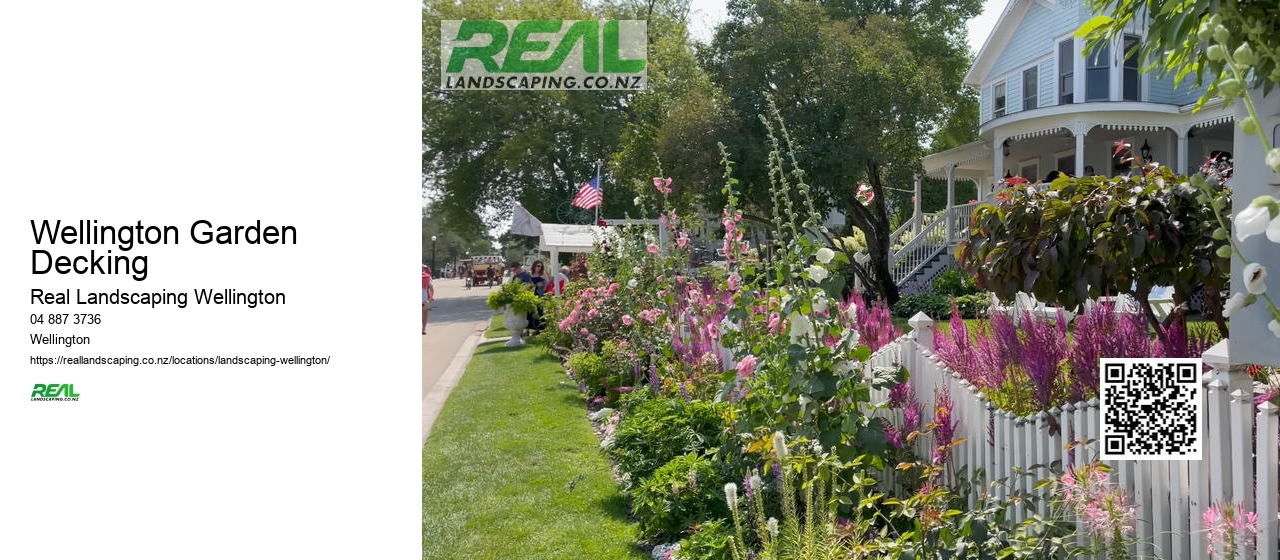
xmin=571 ymin=170 xmax=602 ymax=209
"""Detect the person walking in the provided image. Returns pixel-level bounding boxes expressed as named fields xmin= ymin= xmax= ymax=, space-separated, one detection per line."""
xmin=422 ymin=265 xmax=435 ymax=335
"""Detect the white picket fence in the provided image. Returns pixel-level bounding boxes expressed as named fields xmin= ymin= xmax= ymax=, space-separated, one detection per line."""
xmin=864 ymin=317 xmax=1279 ymax=560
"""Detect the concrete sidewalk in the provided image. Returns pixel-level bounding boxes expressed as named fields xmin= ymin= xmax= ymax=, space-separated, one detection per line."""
xmin=422 ymin=278 xmax=494 ymax=444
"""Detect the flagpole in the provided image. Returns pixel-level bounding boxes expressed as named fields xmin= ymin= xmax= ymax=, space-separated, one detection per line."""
xmin=594 ymin=159 xmax=602 ymax=223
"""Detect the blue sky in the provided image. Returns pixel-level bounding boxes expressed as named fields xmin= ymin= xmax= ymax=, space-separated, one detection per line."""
xmin=686 ymin=0 xmax=1006 ymax=55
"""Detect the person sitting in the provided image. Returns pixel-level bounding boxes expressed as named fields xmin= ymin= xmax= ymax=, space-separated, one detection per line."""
xmin=1083 ymin=165 xmax=1095 ymax=177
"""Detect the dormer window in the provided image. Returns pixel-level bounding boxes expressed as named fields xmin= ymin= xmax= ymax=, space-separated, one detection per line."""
xmin=993 ymin=81 xmax=1007 ymax=118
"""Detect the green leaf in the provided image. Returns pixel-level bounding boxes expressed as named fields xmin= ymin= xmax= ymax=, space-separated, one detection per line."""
xmin=1076 ymin=16 xmax=1113 ymax=38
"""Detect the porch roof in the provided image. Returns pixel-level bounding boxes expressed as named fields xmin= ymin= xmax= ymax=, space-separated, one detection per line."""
xmin=920 ymin=140 xmax=993 ymax=180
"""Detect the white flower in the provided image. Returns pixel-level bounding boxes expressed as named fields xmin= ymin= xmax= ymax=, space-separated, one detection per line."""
xmin=767 ymin=517 xmax=779 ymax=538
xmin=854 ymin=251 xmax=871 ymax=265
xmin=815 ymin=247 xmax=835 ymax=264
xmin=1245 ymin=263 xmax=1268 ymax=294
xmin=724 ymin=483 xmax=738 ymax=509
xmin=632 ymin=266 xmax=641 ymax=274
xmin=633 ymin=196 xmax=642 ymax=206
xmin=812 ymin=295 xmax=829 ymax=314
xmin=1268 ymin=215 xmax=1280 ymax=244
xmin=1270 ymin=320 xmax=1280 ymax=339
xmin=773 ymin=432 xmax=788 ymax=463
xmin=798 ymin=395 xmax=813 ymax=408
xmin=788 ymin=312 xmax=814 ymax=343
xmin=1267 ymin=148 xmax=1280 ymax=173
xmin=627 ymin=278 xmax=638 ymax=289
xmin=834 ymin=360 xmax=857 ymax=375
xmin=1223 ymin=292 xmax=1250 ymax=318
xmin=1236 ymin=203 xmax=1273 ymax=242
xmin=807 ymin=265 xmax=829 ymax=283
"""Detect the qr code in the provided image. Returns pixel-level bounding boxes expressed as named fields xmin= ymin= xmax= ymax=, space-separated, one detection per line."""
xmin=1099 ymin=358 xmax=1203 ymax=461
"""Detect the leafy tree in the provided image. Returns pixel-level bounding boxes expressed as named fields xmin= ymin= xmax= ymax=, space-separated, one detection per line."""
xmin=423 ymin=0 xmax=713 ymax=229
xmin=702 ymin=0 xmax=980 ymax=302
xmin=422 ymin=204 xmax=497 ymax=268
xmin=958 ymin=169 xmax=1230 ymax=345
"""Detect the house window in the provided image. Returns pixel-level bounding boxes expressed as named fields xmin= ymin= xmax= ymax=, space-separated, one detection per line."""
xmin=1023 ymin=67 xmax=1038 ymax=110
xmin=1123 ymin=35 xmax=1141 ymax=101
xmin=1086 ymin=41 xmax=1111 ymax=101
xmin=1020 ymin=160 xmax=1039 ymax=182
xmin=1058 ymin=39 xmax=1074 ymax=104
xmin=993 ymin=81 xmax=1007 ymax=118
xmin=1056 ymin=155 xmax=1075 ymax=177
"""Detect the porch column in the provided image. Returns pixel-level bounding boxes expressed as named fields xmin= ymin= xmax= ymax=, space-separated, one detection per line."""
xmin=912 ymin=175 xmax=922 ymax=235
xmin=945 ymin=165 xmax=956 ymax=241
xmin=1075 ymin=131 xmax=1086 ymax=177
xmin=1176 ymin=127 xmax=1189 ymax=175
xmin=993 ymin=135 xmax=1005 ymax=195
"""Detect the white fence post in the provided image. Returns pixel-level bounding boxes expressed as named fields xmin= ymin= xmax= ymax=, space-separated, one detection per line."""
xmin=1231 ymin=389 xmax=1257 ymax=560
xmin=1256 ymin=401 xmax=1278 ymax=560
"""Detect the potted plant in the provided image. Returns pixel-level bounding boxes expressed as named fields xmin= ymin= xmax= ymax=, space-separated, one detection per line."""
xmin=485 ymin=281 xmax=540 ymax=347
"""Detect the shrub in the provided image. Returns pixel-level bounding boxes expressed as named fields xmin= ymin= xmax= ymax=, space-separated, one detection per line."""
xmin=954 ymin=293 xmax=990 ymax=319
xmin=485 ymin=280 xmax=539 ymax=313
xmin=933 ymin=269 xmax=979 ymax=297
xmin=609 ymin=393 xmax=727 ymax=485
xmin=566 ymin=351 xmax=609 ymax=396
xmin=630 ymin=453 xmax=732 ymax=541
xmin=891 ymin=293 xmax=950 ymax=318
xmin=676 ymin=519 xmax=733 ymax=560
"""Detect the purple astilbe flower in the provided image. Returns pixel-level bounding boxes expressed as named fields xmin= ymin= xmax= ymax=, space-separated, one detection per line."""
xmin=1020 ymin=310 xmax=1069 ymax=409
xmin=888 ymin=383 xmax=914 ymax=409
xmin=648 ymin=362 xmax=660 ymax=394
xmin=903 ymin=399 xmax=923 ymax=438
xmin=882 ymin=417 xmax=903 ymax=448
xmin=931 ymin=388 xmax=957 ymax=465
xmin=742 ymin=471 xmax=756 ymax=503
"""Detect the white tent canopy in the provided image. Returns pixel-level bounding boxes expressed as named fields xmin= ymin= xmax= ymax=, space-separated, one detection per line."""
xmin=536 ymin=223 xmax=608 ymax=253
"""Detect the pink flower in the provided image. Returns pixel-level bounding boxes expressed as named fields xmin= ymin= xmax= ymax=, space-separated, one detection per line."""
xmin=622 ymin=315 xmax=633 ymax=325
xmin=968 ymin=199 xmax=978 ymax=204
xmin=656 ymin=275 xmax=664 ymax=282
xmin=723 ymin=218 xmax=735 ymax=232
xmin=652 ymin=177 xmax=672 ymax=194
xmin=647 ymin=244 xmax=659 ymax=254
xmin=736 ymin=355 xmax=758 ymax=378
xmin=767 ymin=312 xmax=781 ymax=333
xmin=580 ymin=328 xmax=589 ymax=336
xmin=676 ymin=234 xmax=688 ymax=248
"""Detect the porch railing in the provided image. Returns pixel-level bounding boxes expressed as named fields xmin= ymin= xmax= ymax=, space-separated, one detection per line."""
xmin=890 ymin=213 xmax=948 ymax=286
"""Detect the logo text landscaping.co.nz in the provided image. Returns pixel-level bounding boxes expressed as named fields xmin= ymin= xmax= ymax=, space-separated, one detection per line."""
xmin=32 ymin=384 xmax=80 ymax=401
xmin=441 ymin=20 xmax=647 ymax=90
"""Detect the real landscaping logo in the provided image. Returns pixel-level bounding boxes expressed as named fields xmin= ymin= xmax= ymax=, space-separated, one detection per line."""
xmin=31 ymin=383 xmax=80 ymax=401
xmin=440 ymin=20 xmax=647 ymax=90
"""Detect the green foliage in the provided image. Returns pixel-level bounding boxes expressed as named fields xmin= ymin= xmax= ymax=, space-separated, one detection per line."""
xmin=485 ymin=280 xmax=539 ymax=313
xmin=933 ymin=269 xmax=980 ymax=297
xmin=892 ymin=294 xmax=951 ymax=318
xmin=705 ymin=0 xmax=979 ymax=303
xmin=958 ymin=169 xmax=1229 ymax=333
xmin=631 ymin=453 xmax=734 ymax=541
xmin=892 ymin=292 xmax=987 ymax=319
xmin=1082 ymin=1 xmax=1280 ymax=103
xmin=676 ymin=519 xmax=734 ymax=560
xmin=566 ymin=351 xmax=610 ymax=396
xmin=609 ymin=393 xmax=728 ymax=486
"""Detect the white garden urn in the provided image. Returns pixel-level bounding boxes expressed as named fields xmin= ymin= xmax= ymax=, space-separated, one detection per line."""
xmin=502 ymin=306 xmax=527 ymax=347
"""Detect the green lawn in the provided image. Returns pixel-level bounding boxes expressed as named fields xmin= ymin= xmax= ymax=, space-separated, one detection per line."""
xmin=422 ymin=343 xmax=646 ymax=560
xmin=484 ymin=313 xmax=507 ymax=338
